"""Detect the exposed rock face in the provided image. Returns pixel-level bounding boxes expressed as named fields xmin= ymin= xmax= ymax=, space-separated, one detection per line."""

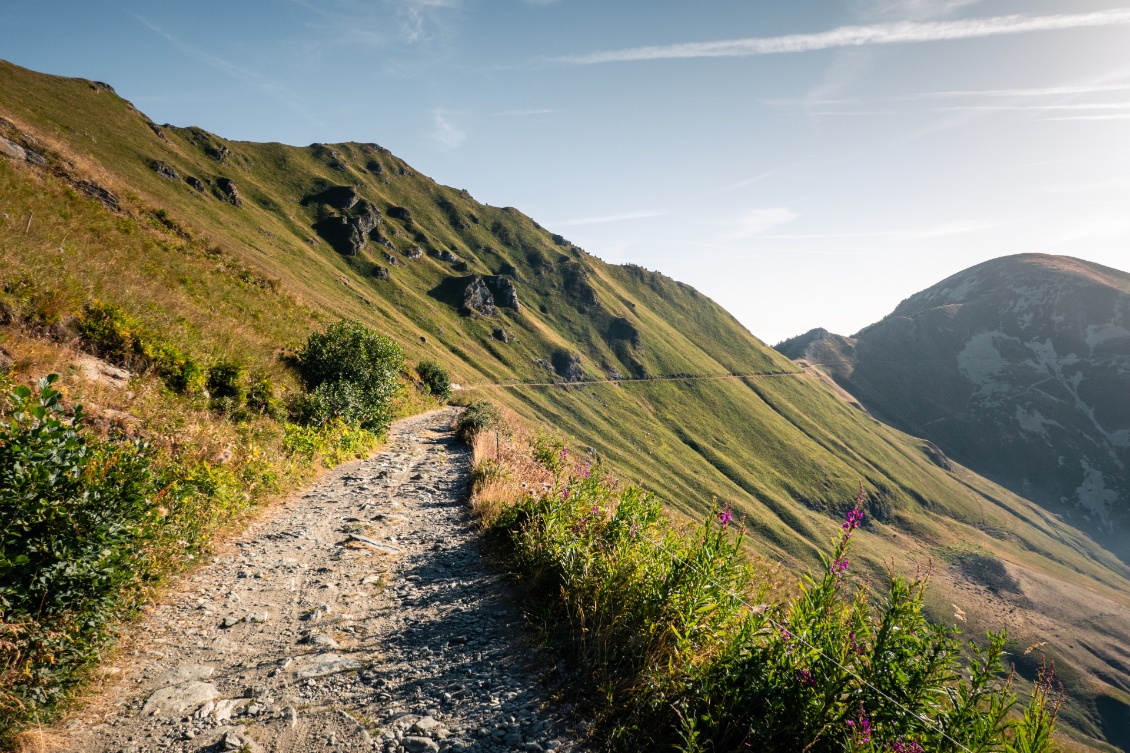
xmin=149 ymin=160 xmax=180 ymax=181
xmin=0 ymin=345 xmax=12 ymax=373
xmin=214 ymin=178 xmax=242 ymax=207
xmin=404 ymin=245 xmax=423 ymax=260
xmin=386 ymin=205 xmax=412 ymax=223
xmin=780 ymin=254 xmax=1130 ymax=558
xmin=551 ymin=350 xmax=585 ymax=382
xmin=313 ymin=200 xmax=380 ymax=257
xmin=186 ymin=176 xmax=205 ymax=193
xmin=461 ymin=276 xmax=497 ymax=316
xmin=492 ymin=327 xmax=513 ymax=343
xmin=371 ymin=265 xmax=390 ymax=281
xmin=484 ymin=276 xmax=520 ymax=311
xmin=437 ymin=250 xmax=459 ymax=264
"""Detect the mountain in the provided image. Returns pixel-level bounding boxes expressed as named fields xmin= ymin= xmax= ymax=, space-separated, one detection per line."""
xmin=779 ymin=254 xmax=1130 ymax=560
xmin=3 ymin=61 xmax=1130 ymax=748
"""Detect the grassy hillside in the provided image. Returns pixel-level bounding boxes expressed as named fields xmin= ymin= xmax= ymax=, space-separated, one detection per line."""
xmin=2 ymin=60 xmax=1130 ymax=749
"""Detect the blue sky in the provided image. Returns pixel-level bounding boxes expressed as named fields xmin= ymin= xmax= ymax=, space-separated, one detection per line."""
xmin=3 ymin=0 xmax=1129 ymax=343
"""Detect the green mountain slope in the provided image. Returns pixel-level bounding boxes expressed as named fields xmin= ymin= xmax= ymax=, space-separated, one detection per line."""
xmin=2 ymin=61 xmax=1130 ymax=749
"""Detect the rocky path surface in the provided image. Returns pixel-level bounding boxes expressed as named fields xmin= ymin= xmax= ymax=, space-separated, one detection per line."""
xmin=63 ymin=409 xmax=585 ymax=753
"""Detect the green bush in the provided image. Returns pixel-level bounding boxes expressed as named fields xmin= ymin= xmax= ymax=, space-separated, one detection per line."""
xmin=0 ymin=376 xmax=158 ymax=616
xmin=492 ymin=463 xmax=1063 ymax=752
xmin=455 ymin=400 xmax=501 ymax=443
xmin=294 ymin=320 xmax=403 ymax=433
xmin=416 ymin=359 xmax=452 ymax=401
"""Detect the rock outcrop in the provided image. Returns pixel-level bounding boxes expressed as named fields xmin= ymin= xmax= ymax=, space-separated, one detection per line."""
xmin=484 ymin=276 xmax=520 ymax=311
xmin=551 ymin=350 xmax=585 ymax=382
xmin=214 ymin=178 xmax=242 ymax=207
xmin=149 ymin=160 xmax=180 ymax=181
xmin=461 ymin=276 xmax=498 ymax=316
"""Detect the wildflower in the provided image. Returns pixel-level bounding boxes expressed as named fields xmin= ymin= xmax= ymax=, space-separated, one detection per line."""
xmin=561 ymin=447 xmax=568 ymax=462
xmin=591 ymin=504 xmax=599 ymax=514
xmin=796 ymin=668 xmax=816 ymax=687
xmin=581 ymin=464 xmax=592 ymax=479
xmin=847 ymin=711 xmax=872 ymax=743
xmin=628 ymin=522 xmax=641 ymax=538
xmin=718 ymin=506 xmax=734 ymax=527
xmin=891 ymin=740 xmax=924 ymax=753
xmin=562 ymin=489 xmax=570 ymax=500
xmin=831 ymin=557 xmax=850 ymax=576
xmin=842 ymin=506 xmax=864 ymax=533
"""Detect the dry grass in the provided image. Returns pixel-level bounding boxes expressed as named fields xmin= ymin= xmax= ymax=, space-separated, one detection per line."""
xmin=467 ymin=406 xmax=553 ymax=524
xmin=8 ymin=729 xmax=62 ymax=753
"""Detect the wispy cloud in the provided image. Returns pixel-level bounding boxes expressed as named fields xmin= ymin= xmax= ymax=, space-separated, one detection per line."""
xmin=722 ymin=208 xmax=800 ymax=239
xmin=549 ymin=210 xmax=666 ymax=228
xmin=430 ymin=108 xmax=466 ymax=150
xmin=393 ymin=0 xmax=460 ymax=43
xmin=913 ymin=84 xmax=1130 ymax=99
xmin=557 ymin=10 xmax=1130 ymax=65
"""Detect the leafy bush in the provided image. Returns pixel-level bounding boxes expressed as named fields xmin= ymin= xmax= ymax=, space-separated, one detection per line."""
xmin=455 ymin=400 xmax=501 ymax=443
xmin=487 ymin=452 xmax=1063 ymax=752
xmin=417 ymin=359 xmax=452 ymax=401
xmin=294 ymin=320 xmax=403 ymax=433
xmin=0 ymin=376 xmax=158 ymax=616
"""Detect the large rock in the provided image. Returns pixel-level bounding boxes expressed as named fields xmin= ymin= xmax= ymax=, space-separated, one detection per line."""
xmin=462 ymin=276 xmax=498 ymax=317
xmin=551 ymin=350 xmax=585 ymax=382
xmin=290 ymin=652 xmax=361 ymax=679
xmin=141 ymin=681 xmax=219 ymax=716
xmin=214 ymin=178 xmax=242 ymax=207
xmin=314 ymin=201 xmax=380 ymax=256
xmin=148 ymin=160 xmax=180 ymax=181
xmin=484 ymin=276 xmax=520 ymax=311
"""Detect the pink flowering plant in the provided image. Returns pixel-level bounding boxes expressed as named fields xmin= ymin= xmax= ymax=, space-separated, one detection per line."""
xmin=488 ymin=446 xmax=1062 ymax=752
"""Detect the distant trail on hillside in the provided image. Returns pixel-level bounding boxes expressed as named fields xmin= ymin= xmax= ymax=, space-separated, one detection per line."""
xmin=61 ymin=409 xmax=586 ymax=753
xmin=463 ymin=370 xmax=809 ymax=390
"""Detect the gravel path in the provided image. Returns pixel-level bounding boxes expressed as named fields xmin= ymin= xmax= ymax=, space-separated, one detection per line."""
xmin=62 ymin=408 xmax=585 ymax=753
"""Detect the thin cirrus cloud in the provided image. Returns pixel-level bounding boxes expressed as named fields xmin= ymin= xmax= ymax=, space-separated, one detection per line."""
xmin=430 ymin=109 xmax=466 ymax=150
xmin=556 ymin=9 xmax=1130 ymax=65
xmin=722 ymin=208 xmax=800 ymax=239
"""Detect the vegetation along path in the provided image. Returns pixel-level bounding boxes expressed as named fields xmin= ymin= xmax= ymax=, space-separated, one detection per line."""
xmin=62 ymin=409 xmax=586 ymax=753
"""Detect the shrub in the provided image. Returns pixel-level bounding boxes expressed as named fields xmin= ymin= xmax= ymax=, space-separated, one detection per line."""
xmin=77 ymin=300 xmax=138 ymax=365
xmin=0 ymin=376 xmax=158 ymax=616
xmin=293 ymin=320 xmax=403 ymax=433
xmin=455 ymin=400 xmax=501 ymax=444
xmin=417 ymin=359 xmax=452 ymax=401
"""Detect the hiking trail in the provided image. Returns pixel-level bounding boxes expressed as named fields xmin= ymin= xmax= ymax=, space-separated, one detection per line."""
xmin=62 ymin=408 xmax=585 ymax=753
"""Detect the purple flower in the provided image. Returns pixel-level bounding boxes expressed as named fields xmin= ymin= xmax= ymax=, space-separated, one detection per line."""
xmin=842 ymin=507 xmax=864 ymax=533
xmin=847 ymin=713 xmax=872 ymax=743
xmin=795 ymin=668 xmax=816 ymax=688
xmin=582 ymin=464 xmax=592 ymax=479
xmin=718 ymin=507 xmax=734 ymax=527
xmin=561 ymin=448 xmax=568 ymax=461
xmin=591 ymin=504 xmax=599 ymax=514
xmin=891 ymin=741 xmax=924 ymax=753
xmin=831 ymin=557 xmax=850 ymax=576
xmin=562 ymin=489 xmax=570 ymax=500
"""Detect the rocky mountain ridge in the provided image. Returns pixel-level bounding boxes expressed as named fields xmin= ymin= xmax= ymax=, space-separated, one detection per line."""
xmin=778 ymin=254 xmax=1130 ymax=558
